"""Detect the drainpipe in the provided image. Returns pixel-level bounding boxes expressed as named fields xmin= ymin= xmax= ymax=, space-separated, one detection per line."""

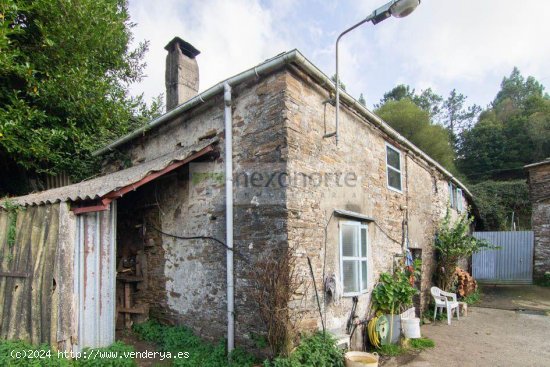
xmin=224 ymin=82 xmax=235 ymax=354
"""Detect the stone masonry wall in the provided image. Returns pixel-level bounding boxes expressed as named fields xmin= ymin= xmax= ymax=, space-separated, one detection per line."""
xmin=282 ymin=66 xmax=468 ymax=338
xmin=102 ymin=70 xmax=290 ymax=349
xmin=527 ymin=162 xmax=550 ymax=280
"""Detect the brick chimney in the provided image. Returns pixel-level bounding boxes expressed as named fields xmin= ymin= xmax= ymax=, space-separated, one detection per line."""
xmin=165 ymin=37 xmax=200 ymax=111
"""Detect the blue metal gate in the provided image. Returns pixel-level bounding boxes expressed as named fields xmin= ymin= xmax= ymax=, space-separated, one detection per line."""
xmin=472 ymin=231 xmax=534 ymax=284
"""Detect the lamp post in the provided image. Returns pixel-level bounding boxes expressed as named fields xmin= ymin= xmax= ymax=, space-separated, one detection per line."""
xmin=328 ymin=0 xmax=421 ymax=145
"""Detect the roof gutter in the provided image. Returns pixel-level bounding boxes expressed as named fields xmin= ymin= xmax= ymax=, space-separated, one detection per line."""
xmin=93 ymin=49 xmax=471 ymax=198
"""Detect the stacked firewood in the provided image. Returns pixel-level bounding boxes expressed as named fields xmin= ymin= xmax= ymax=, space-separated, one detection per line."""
xmin=454 ymin=267 xmax=477 ymax=297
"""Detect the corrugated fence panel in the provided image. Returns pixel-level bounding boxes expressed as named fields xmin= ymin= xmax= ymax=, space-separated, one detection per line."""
xmin=473 ymin=231 xmax=534 ymax=284
xmin=74 ymin=202 xmax=116 ymax=351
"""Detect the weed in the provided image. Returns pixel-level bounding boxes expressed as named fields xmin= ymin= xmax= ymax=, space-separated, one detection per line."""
xmin=461 ymin=289 xmax=481 ymax=305
xmin=410 ymin=337 xmax=435 ymax=350
xmin=132 ymin=320 xmax=257 ymax=367
xmin=378 ymin=344 xmax=404 ymax=357
xmin=265 ymin=332 xmax=344 ymax=367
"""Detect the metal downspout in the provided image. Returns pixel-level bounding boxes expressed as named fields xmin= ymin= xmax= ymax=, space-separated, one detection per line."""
xmin=224 ymin=83 xmax=235 ymax=354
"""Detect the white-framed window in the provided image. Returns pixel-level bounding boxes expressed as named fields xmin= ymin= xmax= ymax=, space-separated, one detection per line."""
xmin=456 ymin=188 xmax=463 ymax=212
xmin=386 ymin=143 xmax=402 ymax=193
xmin=340 ymin=221 xmax=368 ymax=296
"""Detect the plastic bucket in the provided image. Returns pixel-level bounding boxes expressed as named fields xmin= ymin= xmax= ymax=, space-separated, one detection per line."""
xmin=401 ymin=317 xmax=421 ymax=338
xmin=344 ymin=352 xmax=379 ymax=367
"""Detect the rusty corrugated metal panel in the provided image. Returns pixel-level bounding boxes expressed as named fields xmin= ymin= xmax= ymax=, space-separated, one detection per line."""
xmin=73 ymin=202 xmax=116 ymax=351
xmin=10 ymin=138 xmax=217 ymax=207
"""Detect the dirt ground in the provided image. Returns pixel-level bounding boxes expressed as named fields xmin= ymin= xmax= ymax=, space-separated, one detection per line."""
xmin=476 ymin=284 xmax=550 ymax=312
xmin=382 ymin=285 xmax=550 ymax=367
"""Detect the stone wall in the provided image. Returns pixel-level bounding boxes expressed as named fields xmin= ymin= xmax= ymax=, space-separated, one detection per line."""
xmin=282 ymin=66 xmax=468 ymax=337
xmin=101 ymin=63 xmax=471 ymax=349
xmin=102 ymin=70 xmax=290 ymax=348
xmin=527 ymin=162 xmax=550 ymax=280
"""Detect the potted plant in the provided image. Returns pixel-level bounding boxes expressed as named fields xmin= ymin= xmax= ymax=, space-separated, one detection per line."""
xmin=372 ymin=267 xmax=418 ymax=344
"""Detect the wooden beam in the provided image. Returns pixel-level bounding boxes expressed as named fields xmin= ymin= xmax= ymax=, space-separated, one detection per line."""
xmin=0 ymin=271 xmax=29 ymax=278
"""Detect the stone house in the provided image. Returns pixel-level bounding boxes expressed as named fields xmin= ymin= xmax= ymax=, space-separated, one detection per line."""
xmin=525 ymin=159 xmax=550 ymax=281
xmin=0 ymin=37 xmax=471 ymax=352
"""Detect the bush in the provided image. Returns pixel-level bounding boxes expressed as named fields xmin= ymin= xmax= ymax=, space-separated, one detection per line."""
xmin=265 ymin=332 xmax=344 ymax=367
xmin=132 ymin=320 xmax=256 ymax=367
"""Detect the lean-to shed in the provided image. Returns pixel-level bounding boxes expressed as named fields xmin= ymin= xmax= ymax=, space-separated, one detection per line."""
xmin=0 ymin=139 xmax=217 ymax=351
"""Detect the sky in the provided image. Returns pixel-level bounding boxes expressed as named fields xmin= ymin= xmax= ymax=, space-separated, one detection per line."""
xmin=128 ymin=0 xmax=550 ymax=111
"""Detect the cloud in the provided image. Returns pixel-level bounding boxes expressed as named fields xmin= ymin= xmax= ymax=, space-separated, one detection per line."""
xmin=128 ymin=0 xmax=550 ymax=110
xmin=128 ymin=0 xmax=290 ymax=104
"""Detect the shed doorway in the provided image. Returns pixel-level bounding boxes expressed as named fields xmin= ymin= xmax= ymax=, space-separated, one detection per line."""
xmin=114 ymin=180 xmax=167 ymax=333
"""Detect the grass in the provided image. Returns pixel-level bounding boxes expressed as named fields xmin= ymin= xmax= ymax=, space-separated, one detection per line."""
xmin=378 ymin=344 xmax=405 ymax=357
xmin=376 ymin=337 xmax=435 ymax=358
xmin=410 ymin=337 xmax=435 ymax=350
xmin=461 ymin=289 xmax=481 ymax=305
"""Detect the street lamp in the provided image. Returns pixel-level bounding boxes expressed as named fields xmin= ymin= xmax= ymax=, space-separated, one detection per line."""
xmin=326 ymin=0 xmax=421 ymax=145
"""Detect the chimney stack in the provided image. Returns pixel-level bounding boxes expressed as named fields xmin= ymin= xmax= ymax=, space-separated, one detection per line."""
xmin=165 ymin=37 xmax=200 ymax=111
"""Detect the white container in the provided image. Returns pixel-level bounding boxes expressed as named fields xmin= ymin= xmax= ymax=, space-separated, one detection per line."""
xmin=401 ymin=317 xmax=421 ymax=338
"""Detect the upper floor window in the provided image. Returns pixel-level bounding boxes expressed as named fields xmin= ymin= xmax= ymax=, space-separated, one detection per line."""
xmin=340 ymin=222 xmax=368 ymax=296
xmin=456 ymin=188 xmax=463 ymax=212
xmin=386 ymin=143 xmax=402 ymax=192
xmin=449 ymin=182 xmax=455 ymax=208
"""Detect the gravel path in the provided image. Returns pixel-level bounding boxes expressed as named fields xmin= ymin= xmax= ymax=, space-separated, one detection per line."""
xmin=382 ymin=287 xmax=550 ymax=367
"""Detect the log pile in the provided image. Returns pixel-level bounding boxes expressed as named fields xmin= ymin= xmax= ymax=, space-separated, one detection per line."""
xmin=455 ymin=267 xmax=477 ymax=297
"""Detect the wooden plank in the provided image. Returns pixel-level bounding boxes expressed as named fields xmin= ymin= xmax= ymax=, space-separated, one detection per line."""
xmin=4 ymin=206 xmax=35 ymax=340
xmin=0 ymin=210 xmax=9 ymax=324
xmin=117 ymin=305 xmax=148 ymax=314
xmin=41 ymin=204 xmax=59 ymax=344
xmin=55 ymin=203 xmax=76 ymax=350
xmin=0 ymin=272 xmax=29 ymax=278
xmin=30 ymin=205 xmax=47 ymax=344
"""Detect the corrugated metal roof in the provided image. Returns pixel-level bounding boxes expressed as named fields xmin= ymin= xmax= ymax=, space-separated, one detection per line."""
xmin=9 ymin=138 xmax=218 ymax=207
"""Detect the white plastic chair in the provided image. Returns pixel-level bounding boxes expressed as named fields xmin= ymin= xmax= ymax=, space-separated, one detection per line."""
xmin=430 ymin=286 xmax=460 ymax=325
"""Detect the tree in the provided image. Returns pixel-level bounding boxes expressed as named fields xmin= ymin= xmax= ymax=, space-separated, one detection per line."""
xmin=375 ymin=99 xmax=456 ymax=172
xmin=0 ymin=0 xmax=162 ymax=194
xmin=434 ymin=209 xmax=493 ymax=291
xmin=330 ymin=74 xmax=346 ymax=91
xmin=358 ymin=93 xmax=366 ymax=107
xmin=442 ymin=89 xmax=481 ymax=139
xmin=458 ymin=68 xmax=550 ymax=182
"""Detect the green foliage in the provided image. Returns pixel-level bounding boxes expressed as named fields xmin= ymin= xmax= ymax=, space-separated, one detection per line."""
xmin=543 ymin=272 xmax=550 ymax=287
xmin=75 ymin=342 xmax=136 ymax=367
xmin=461 ymin=289 xmax=480 ymax=305
xmin=2 ymin=199 xmax=20 ymax=248
xmin=0 ymin=340 xmax=136 ymax=366
xmin=132 ymin=320 xmax=256 ymax=367
xmin=0 ymin=0 xmax=163 ymax=189
xmin=378 ymin=344 xmax=404 ymax=357
xmin=375 ymin=99 xmax=456 ymax=172
xmin=0 ymin=340 xmax=70 ymax=366
xmin=372 ymin=268 xmax=418 ymax=315
xmin=435 ymin=209 xmax=494 ymax=290
xmin=470 ymin=180 xmax=531 ymax=230
xmin=458 ymin=68 xmax=549 ymax=182
xmin=265 ymin=332 xmax=344 ymax=367
xmin=409 ymin=337 xmax=435 ymax=350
